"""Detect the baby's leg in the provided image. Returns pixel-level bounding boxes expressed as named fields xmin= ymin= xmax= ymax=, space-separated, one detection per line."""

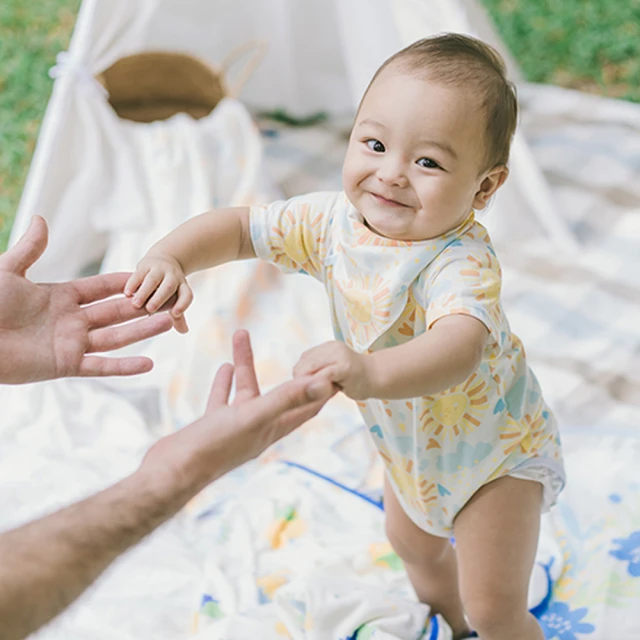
xmin=454 ymin=476 xmax=544 ymax=640
xmin=383 ymin=477 xmax=471 ymax=639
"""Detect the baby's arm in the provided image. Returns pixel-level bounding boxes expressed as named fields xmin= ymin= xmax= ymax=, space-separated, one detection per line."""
xmin=125 ymin=208 xmax=255 ymax=330
xmin=366 ymin=314 xmax=488 ymax=399
xmin=294 ymin=314 xmax=488 ymax=400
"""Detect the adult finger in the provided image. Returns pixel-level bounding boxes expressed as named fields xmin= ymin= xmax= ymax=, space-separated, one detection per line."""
xmin=87 ymin=313 xmax=173 ymax=352
xmin=73 ymin=272 xmax=130 ymax=305
xmin=84 ymin=295 xmax=167 ymax=329
xmin=78 ymin=355 xmax=155 ymax=377
xmin=0 ymin=216 xmax=48 ymax=276
xmin=205 ymin=363 xmax=234 ymax=410
xmin=232 ymin=330 xmax=260 ymax=404
xmin=242 ymin=374 xmax=334 ymax=429
xmin=267 ymin=391 xmax=335 ymax=439
xmin=243 ymin=377 xmax=337 ymax=450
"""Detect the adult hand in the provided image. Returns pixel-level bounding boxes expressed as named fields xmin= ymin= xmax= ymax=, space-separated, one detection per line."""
xmin=0 ymin=330 xmax=335 ymax=640
xmin=142 ymin=330 xmax=337 ymax=493
xmin=0 ymin=216 xmax=174 ymax=384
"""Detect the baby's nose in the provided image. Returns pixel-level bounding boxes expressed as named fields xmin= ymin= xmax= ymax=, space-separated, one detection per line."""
xmin=377 ymin=157 xmax=408 ymax=186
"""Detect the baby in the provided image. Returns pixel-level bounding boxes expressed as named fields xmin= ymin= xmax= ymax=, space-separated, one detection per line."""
xmin=126 ymin=34 xmax=565 ymax=640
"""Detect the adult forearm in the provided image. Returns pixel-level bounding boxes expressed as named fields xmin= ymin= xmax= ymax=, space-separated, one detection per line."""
xmin=148 ymin=207 xmax=254 ymax=275
xmin=0 ymin=467 xmax=193 ymax=640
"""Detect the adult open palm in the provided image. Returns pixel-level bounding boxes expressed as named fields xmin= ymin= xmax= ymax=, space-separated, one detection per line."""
xmin=0 ymin=217 xmax=173 ymax=384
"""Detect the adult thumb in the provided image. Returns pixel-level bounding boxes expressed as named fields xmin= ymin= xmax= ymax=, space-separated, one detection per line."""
xmin=0 ymin=216 xmax=48 ymax=276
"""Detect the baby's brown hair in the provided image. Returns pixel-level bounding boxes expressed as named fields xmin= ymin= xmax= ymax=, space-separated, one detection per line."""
xmin=368 ymin=33 xmax=518 ymax=171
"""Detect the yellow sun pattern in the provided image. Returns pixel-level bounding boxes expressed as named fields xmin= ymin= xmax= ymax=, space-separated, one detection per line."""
xmin=387 ymin=454 xmax=438 ymax=524
xmin=251 ymin=191 xmax=564 ymax=537
xmin=334 ymin=273 xmax=394 ymax=347
xmin=420 ymin=373 xmax=489 ymax=439
xmin=267 ymin=203 xmax=326 ymax=277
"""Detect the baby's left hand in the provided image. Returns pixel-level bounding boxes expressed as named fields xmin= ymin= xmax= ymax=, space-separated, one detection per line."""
xmin=293 ymin=341 xmax=374 ymax=400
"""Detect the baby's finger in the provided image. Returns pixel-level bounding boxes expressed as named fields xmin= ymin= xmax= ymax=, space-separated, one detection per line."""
xmin=321 ymin=364 xmax=346 ymax=388
xmin=292 ymin=357 xmax=314 ymax=379
xmin=172 ymin=282 xmax=194 ymax=317
xmin=132 ymin=271 xmax=165 ymax=309
xmin=293 ymin=355 xmax=327 ymax=379
xmin=125 ymin=268 xmax=148 ymax=298
xmin=293 ymin=343 xmax=337 ymax=378
xmin=145 ymin=275 xmax=179 ymax=313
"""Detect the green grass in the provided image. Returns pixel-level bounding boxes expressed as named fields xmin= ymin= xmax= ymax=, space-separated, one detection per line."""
xmin=0 ymin=0 xmax=80 ymax=249
xmin=483 ymin=0 xmax=640 ymax=101
xmin=0 ymin=0 xmax=639 ymax=251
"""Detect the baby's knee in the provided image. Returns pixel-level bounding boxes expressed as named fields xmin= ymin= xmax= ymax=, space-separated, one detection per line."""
xmin=461 ymin=586 xmax=528 ymax=636
xmin=385 ymin=516 xmax=450 ymax=567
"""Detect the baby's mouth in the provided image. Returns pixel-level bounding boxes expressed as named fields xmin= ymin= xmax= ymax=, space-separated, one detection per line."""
xmin=370 ymin=192 xmax=409 ymax=208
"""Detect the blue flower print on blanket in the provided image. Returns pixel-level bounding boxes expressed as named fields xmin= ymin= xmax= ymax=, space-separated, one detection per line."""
xmin=610 ymin=530 xmax=640 ymax=576
xmin=538 ymin=602 xmax=595 ymax=639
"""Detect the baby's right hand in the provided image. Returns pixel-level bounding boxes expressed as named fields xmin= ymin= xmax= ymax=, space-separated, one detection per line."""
xmin=125 ymin=254 xmax=193 ymax=334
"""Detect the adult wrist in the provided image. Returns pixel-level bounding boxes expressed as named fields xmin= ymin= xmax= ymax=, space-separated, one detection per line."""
xmin=137 ymin=416 xmax=248 ymax=504
xmin=135 ymin=433 xmax=207 ymax=507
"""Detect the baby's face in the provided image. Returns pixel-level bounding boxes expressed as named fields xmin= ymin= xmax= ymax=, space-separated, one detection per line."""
xmin=343 ymin=67 xmax=497 ymax=241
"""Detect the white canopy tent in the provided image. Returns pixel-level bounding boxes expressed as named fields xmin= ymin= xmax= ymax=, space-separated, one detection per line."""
xmin=11 ymin=0 xmax=577 ymax=284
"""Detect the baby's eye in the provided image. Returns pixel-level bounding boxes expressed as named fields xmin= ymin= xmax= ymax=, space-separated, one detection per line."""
xmin=366 ymin=139 xmax=385 ymax=153
xmin=417 ymin=157 xmax=441 ymax=169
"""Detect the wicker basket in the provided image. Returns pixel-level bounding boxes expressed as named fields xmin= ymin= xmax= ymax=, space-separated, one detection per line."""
xmin=97 ymin=42 xmax=266 ymax=123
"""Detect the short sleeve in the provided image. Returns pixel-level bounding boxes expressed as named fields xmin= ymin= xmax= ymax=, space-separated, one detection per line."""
xmin=249 ymin=192 xmax=337 ymax=282
xmin=422 ymin=244 xmax=507 ymax=355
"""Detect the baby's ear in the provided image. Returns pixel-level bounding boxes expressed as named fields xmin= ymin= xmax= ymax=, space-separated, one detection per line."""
xmin=472 ymin=165 xmax=509 ymax=210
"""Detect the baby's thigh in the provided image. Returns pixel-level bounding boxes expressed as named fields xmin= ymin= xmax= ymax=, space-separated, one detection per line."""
xmin=454 ymin=476 xmax=542 ymax=606
xmin=383 ymin=476 xmax=450 ymax=565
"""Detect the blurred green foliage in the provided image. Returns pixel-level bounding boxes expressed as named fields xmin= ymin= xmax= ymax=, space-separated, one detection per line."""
xmin=483 ymin=0 xmax=640 ymax=101
xmin=0 ymin=0 xmax=80 ymax=249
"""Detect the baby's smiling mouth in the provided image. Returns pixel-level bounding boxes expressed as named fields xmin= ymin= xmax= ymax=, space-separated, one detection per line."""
xmin=370 ymin=192 xmax=410 ymax=208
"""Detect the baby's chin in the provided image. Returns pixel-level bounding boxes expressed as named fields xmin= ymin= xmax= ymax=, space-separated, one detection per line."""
xmin=362 ymin=216 xmax=393 ymax=238
xmin=362 ymin=206 xmax=467 ymax=242
xmin=362 ymin=216 xmax=420 ymax=242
